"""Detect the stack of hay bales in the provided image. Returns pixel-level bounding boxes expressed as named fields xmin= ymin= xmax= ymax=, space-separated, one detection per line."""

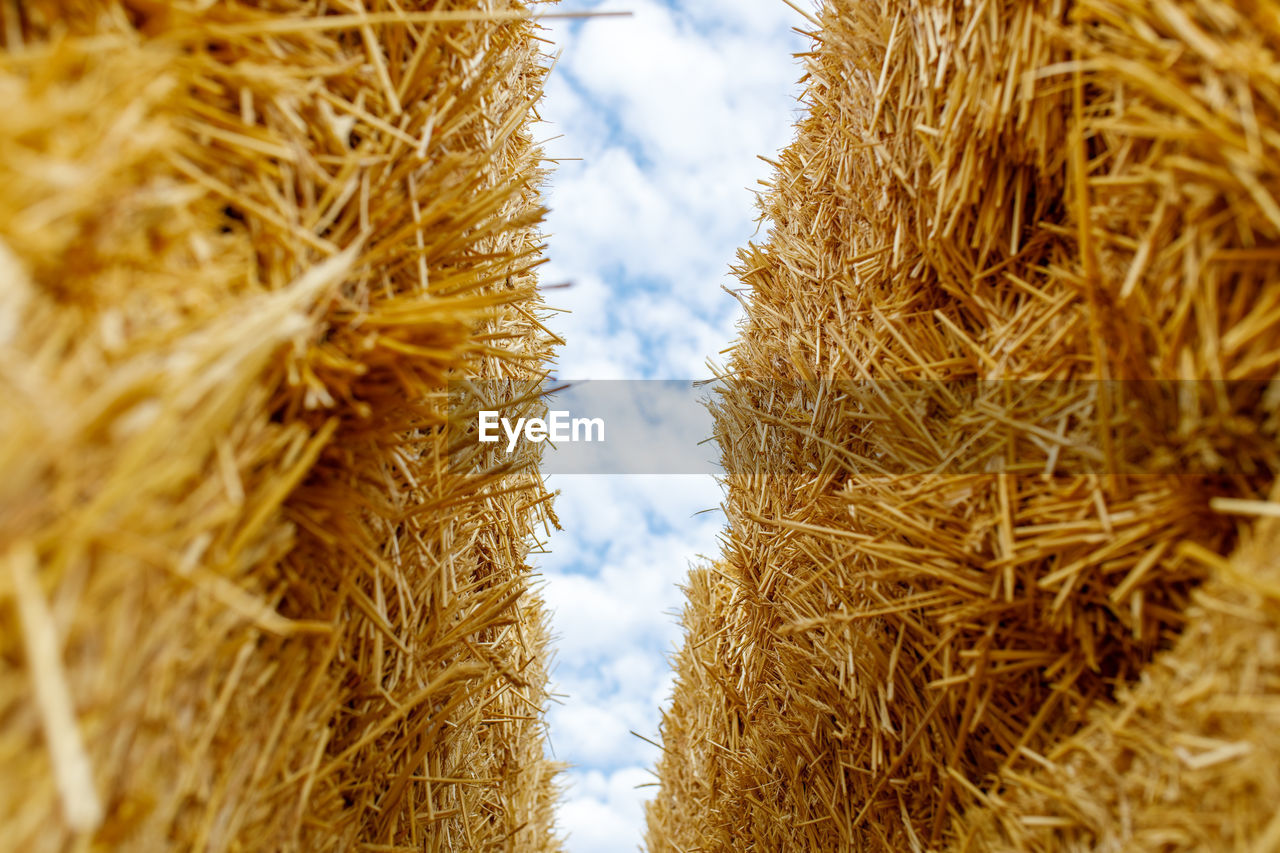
xmin=0 ymin=2 xmax=562 ymax=850
xmin=649 ymin=0 xmax=1280 ymax=850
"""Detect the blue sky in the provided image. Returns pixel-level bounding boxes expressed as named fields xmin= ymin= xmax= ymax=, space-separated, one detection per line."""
xmin=531 ymin=2 xmax=808 ymax=849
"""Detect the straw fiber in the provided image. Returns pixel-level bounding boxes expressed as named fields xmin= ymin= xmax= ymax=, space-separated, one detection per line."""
xmin=0 ymin=2 xmax=562 ymax=850
xmin=649 ymin=0 xmax=1280 ymax=849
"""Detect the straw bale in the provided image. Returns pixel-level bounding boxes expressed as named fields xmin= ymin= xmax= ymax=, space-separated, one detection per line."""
xmin=643 ymin=565 xmax=749 ymax=852
xmin=949 ymin=497 xmax=1280 ymax=851
xmin=649 ymin=0 xmax=1280 ymax=849
xmin=0 ymin=2 xmax=562 ymax=850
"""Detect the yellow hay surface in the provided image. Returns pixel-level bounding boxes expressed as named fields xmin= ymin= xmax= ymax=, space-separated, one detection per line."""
xmin=950 ymin=496 xmax=1280 ymax=851
xmin=650 ymin=0 xmax=1280 ymax=850
xmin=0 ymin=2 xmax=562 ymax=851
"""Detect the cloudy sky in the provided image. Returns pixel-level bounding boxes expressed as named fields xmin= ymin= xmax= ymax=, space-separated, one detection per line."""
xmin=530 ymin=2 xmax=808 ymax=850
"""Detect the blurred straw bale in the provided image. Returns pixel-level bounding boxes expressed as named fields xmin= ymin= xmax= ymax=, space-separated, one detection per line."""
xmin=649 ymin=0 xmax=1280 ymax=849
xmin=950 ymin=491 xmax=1280 ymax=851
xmin=0 ymin=1 xmax=563 ymax=850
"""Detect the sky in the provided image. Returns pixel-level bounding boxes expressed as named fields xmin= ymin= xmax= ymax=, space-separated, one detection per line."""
xmin=530 ymin=2 xmax=809 ymax=850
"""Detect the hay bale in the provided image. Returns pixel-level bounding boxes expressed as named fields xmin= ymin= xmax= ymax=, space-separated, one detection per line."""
xmin=648 ymin=0 xmax=1280 ymax=849
xmin=0 ymin=2 xmax=562 ymax=850
xmin=643 ymin=565 xmax=749 ymax=852
xmin=950 ymin=494 xmax=1280 ymax=851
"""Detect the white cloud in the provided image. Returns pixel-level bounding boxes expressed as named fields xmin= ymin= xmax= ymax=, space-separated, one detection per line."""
xmin=535 ymin=476 xmax=722 ymax=846
xmin=568 ymin=1 xmax=801 ymax=167
xmin=531 ymin=3 xmax=808 ymax=848
xmin=536 ymin=0 xmax=806 ymax=379
xmin=558 ymin=767 xmax=656 ymax=853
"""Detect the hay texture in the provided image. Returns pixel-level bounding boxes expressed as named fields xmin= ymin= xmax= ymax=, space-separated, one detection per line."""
xmin=0 ymin=2 xmax=563 ymax=850
xmin=950 ymin=494 xmax=1280 ymax=851
xmin=649 ymin=0 xmax=1280 ymax=850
